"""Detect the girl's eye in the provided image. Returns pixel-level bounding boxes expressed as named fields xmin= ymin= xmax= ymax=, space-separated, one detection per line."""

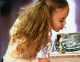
xmin=60 ymin=18 xmax=65 ymax=22
xmin=60 ymin=20 xmax=64 ymax=22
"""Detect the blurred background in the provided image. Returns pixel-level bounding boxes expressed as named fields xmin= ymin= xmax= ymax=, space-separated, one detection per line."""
xmin=0 ymin=0 xmax=80 ymax=61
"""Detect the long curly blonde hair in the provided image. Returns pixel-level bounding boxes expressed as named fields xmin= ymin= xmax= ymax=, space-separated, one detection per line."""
xmin=9 ymin=1 xmax=50 ymax=59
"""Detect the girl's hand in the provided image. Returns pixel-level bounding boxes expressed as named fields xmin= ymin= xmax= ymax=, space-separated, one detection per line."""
xmin=38 ymin=58 xmax=50 ymax=62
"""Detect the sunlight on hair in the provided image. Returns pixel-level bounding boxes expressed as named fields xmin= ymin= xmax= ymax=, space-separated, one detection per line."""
xmin=60 ymin=0 xmax=77 ymax=33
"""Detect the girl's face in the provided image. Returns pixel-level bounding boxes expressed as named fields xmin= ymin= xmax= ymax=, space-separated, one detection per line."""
xmin=50 ymin=6 xmax=69 ymax=32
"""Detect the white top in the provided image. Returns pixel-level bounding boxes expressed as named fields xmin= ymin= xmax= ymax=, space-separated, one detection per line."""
xmin=36 ymin=29 xmax=59 ymax=58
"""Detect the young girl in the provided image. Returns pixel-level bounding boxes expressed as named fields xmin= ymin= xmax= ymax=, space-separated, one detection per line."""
xmin=3 ymin=0 xmax=69 ymax=62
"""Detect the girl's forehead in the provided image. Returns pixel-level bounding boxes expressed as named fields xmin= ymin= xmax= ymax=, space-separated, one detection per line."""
xmin=52 ymin=7 xmax=69 ymax=19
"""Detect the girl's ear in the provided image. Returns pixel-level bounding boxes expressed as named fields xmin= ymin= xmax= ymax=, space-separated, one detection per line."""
xmin=48 ymin=23 xmax=52 ymax=29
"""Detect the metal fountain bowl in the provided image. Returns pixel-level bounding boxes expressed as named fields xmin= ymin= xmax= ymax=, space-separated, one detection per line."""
xmin=59 ymin=32 xmax=80 ymax=52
